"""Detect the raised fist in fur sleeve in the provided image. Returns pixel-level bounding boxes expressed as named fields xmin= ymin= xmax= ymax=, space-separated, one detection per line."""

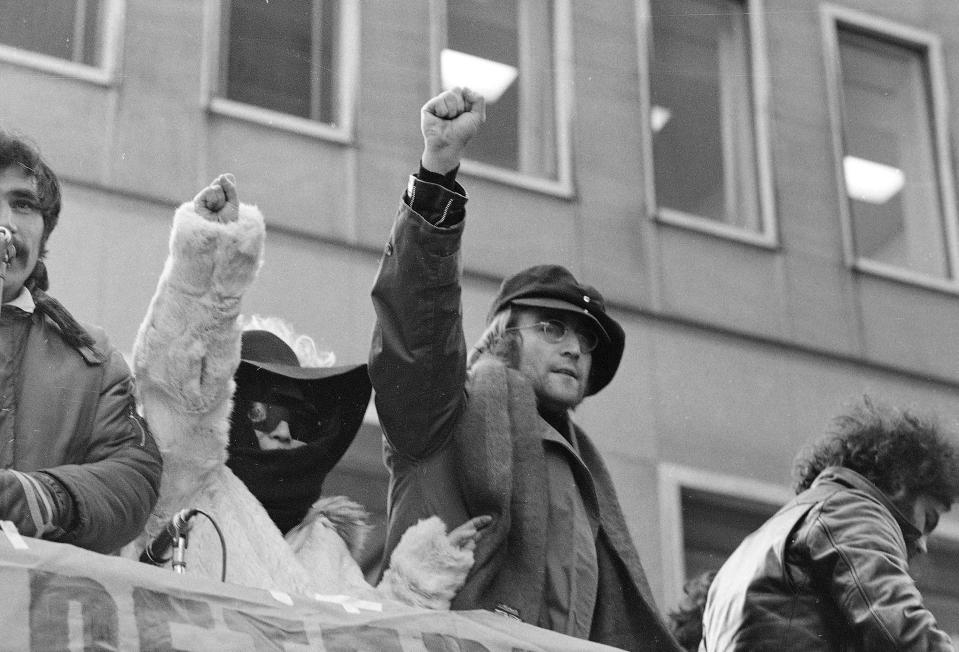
xmin=193 ymin=173 xmax=239 ymax=224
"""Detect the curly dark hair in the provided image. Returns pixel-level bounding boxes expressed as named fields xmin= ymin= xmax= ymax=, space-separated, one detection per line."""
xmin=792 ymin=396 xmax=959 ymax=506
xmin=668 ymin=569 xmax=717 ymax=651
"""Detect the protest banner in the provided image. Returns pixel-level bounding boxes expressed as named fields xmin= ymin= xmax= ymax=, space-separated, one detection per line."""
xmin=0 ymin=533 xmax=622 ymax=651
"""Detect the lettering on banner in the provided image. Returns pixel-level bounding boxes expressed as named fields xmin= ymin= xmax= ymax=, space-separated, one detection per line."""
xmin=222 ymin=609 xmax=311 ymax=651
xmin=29 ymin=570 xmax=119 ymax=651
xmin=14 ymin=568 xmax=559 ymax=652
xmin=132 ymin=587 xmax=215 ymax=649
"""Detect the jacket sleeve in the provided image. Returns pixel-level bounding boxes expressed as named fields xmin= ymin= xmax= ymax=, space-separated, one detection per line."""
xmin=806 ymin=491 xmax=956 ymax=651
xmin=369 ymin=178 xmax=469 ymax=460
xmin=132 ymin=200 xmax=265 ymax=543
xmin=40 ymin=348 xmax=163 ymax=554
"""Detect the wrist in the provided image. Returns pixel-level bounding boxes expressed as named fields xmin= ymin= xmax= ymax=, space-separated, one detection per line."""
xmin=421 ymin=147 xmax=461 ymax=176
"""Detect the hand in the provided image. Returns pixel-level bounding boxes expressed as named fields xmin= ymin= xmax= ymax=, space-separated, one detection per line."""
xmin=446 ymin=514 xmax=492 ymax=552
xmin=193 ymin=173 xmax=239 ymax=224
xmin=420 ymin=87 xmax=486 ymax=174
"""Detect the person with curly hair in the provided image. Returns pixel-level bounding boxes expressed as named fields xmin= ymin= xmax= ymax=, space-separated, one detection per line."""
xmin=700 ymin=396 xmax=959 ymax=651
xmin=667 ymin=570 xmax=716 ymax=651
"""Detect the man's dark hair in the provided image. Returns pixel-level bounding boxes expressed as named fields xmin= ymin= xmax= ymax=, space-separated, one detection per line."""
xmin=792 ymin=396 xmax=959 ymax=506
xmin=0 ymin=129 xmax=62 ymax=256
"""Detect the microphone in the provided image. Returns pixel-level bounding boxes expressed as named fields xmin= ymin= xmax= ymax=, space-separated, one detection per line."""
xmin=0 ymin=225 xmax=10 ymax=265
xmin=0 ymin=226 xmax=10 ymax=298
xmin=140 ymin=508 xmax=198 ymax=566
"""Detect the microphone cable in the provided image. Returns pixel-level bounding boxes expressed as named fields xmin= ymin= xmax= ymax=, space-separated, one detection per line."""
xmin=141 ymin=508 xmax=228 ymax=582
xmin=193 ymin=509 xmax=228 ymax=582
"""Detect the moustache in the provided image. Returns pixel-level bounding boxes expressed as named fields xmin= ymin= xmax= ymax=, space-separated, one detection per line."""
xmin=0 ymin=237 xmax=24 ymax=265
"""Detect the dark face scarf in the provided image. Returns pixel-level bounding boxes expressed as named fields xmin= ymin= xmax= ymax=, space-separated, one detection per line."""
xmin=225 ymin=397 xmax=356 ymax=534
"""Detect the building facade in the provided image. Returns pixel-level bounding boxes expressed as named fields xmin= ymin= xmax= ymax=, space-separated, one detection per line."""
xmin=2 ymin=0 xmax=958 ymax=637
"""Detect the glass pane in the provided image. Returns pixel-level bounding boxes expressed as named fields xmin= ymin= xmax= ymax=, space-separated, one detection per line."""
xmin=223 ymin=0 xmax=339 ymax=124
xmin=911 ymin=538 xmax=959 ymax=641
xmin=0 ymin=0 xmax=103 ymax=66
xmin=838 ymin=29 xmax=948 ymax=278
xmin=445 ymin=0 xmax=556 ymax=178
xmin=681 ymin=489 xmax=774 ymax=580
xmin=81 ymin=0 xmax=103 ymax=66
xmin=650 ymin=0 xmax=760 ymax=230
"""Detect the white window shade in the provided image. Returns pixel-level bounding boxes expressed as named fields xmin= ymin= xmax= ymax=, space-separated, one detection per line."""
xmin=440 ymin=48 xmax=518 ymax=103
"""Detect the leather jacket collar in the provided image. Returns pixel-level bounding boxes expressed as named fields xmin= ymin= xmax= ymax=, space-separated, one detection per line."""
xmin=812 ymin=466 xmax=923 ymax=543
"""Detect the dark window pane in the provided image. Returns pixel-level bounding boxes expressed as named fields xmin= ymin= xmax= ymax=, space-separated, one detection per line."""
xmin=224 ymin=0 xmax=313 ymax=118
xmin=221 ymin=0 xmax=339 ymax=124
xmin=445 ymin=0 xmax=556 ymax=178
xmin=447 ymin=0 xmax=520 ymax=170
xmin=911 ymin=537 xmax=959 ymax=639
xmin=0 ymin=0 xmax=103 ymax=66
xmin=650 ymin=0 xmax=761 ymax=231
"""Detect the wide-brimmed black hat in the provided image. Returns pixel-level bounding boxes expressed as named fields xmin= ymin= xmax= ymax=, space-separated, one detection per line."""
xmin=233 ymin=330 xmax=372 ymax=448
xmin=488 ymin=264 xmax=625 ymax=395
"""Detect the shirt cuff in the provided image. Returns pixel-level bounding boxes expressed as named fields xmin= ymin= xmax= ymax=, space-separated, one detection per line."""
xmin=405 ymin=171 xmax=468 ymax=227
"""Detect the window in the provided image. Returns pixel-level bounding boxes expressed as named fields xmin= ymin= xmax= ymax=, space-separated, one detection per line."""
xmin=822 ymin=6 xmax=959 ymax=290
xmin=658 ymin=465 xmax=791 ymax=612
xmin=436 ymin=0 xmax=572 ymax=195
xmin=679 ymin=487 xmax=774 ymax=581
xmin=0 ymin=0 xmax=119 ymax=83
xmin=913 ymin=534 xmax=959 ymax=641
xmin=209 ymin=0 xmax=357 ymax=140
xmin=639 ymin=0 xmax=775 ymax=245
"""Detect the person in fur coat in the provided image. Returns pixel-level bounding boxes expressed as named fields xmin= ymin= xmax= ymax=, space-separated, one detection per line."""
xmin=131 ymin=173 xmax=489 ymax=608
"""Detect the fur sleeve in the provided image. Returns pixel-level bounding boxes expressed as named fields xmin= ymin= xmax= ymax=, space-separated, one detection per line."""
xmin=133 ymin=201 xmax=264 ymax=533
xmin=377 ymin=517 xmax=475 ymax=610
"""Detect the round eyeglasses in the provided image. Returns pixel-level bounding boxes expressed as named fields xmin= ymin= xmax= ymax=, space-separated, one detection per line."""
xmin=505 ymin=319 xmax=599 ymax=353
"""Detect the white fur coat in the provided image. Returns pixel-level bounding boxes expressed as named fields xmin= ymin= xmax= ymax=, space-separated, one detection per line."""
xmin=128 ymin=200 xmax=471 ymax=608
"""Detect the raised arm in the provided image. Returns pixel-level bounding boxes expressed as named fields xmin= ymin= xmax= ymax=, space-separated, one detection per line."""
xmin=133 ymin=174 xmax=264 ymax=524
xmin=369 ymin=88 xmax=485 ymax=459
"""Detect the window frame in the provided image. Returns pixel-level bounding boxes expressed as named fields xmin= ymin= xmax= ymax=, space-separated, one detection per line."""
xmin=657 ymin=463 xmax=790 ymax=610
xmin=0 ymin=0 xmax=124 ymax=86
xmin=429 ymin=0 xmax=575 ymax=198
xmin=201 ymin=0 xmax=359 ymax=143
xmin=821 ymin=4 xmax=959 ymax=293
xmin=636 ymin=0 xmax=777 ymax=248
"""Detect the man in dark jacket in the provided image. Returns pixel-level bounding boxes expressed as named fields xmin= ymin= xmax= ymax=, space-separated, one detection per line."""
xmin=700 ymin=397 xmax=958 ymax=651
xmin=370 ymin=88 xmax=680 ymax=651
xmin=0 ymin=130 xmax=162 ymax=553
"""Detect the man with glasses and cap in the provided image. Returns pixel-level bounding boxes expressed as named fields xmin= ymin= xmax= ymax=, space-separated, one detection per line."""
xmin=369 ymin=88 xmax=681 ymax=651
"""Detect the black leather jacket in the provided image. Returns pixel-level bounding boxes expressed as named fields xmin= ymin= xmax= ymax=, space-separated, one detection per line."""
xmin=700 ymin=467 xmax=954 ymax=651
